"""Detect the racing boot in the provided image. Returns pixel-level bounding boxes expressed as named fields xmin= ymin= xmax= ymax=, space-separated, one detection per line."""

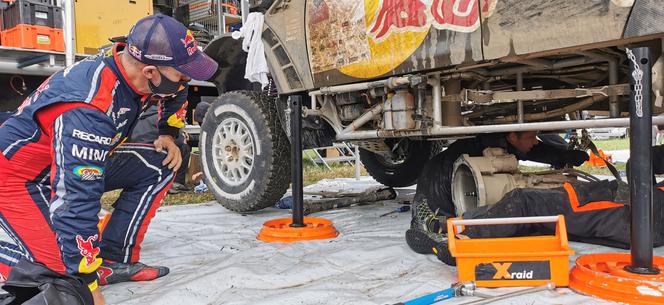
xmin=97 ymin=260 xmax=169 ymax=285
xmin=405 ymin=199 xmax=456 ymax=266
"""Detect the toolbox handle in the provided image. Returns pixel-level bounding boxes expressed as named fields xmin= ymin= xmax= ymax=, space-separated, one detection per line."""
xmin=450 ymin=216 xmax=560 ymax=226
xmin=447 ymin=215 xmax=570 ymax=255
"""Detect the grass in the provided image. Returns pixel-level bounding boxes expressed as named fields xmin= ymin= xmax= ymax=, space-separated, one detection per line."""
xmin=302 ymin=158 xmax=368 ymax=186
xmin=592 ymin=138 xmax=630 ymax=151
xmin=519 ymin=162 xmax=627 ymax=176
xmin=101 ymin=159 xmax=367 ymax=211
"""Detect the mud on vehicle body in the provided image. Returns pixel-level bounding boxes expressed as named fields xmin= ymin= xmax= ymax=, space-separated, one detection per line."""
xmin=199 ymin=0 xmax=664 ymax=212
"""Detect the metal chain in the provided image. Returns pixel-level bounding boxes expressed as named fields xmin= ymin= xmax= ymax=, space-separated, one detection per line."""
xmin=626 ymin=48 xmax=644 ymax=117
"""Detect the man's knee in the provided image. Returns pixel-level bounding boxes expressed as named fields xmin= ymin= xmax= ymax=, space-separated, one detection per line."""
xmin=108 ymin=145 xmax=175 ymax=189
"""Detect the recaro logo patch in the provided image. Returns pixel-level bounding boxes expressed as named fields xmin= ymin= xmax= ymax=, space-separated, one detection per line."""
xmin=72 ymin=129 xmax=112 ymax=145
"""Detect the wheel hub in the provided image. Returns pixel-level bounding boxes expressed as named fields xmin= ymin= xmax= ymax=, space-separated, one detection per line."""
xmin=212 ymin=118 xmax=255 ymax=186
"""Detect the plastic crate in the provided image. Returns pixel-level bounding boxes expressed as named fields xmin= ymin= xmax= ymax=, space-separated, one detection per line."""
xmin=1 ymin=24 xmax=64 ymax=51
xmin=3 ymin=0 xmax=62 ymax=30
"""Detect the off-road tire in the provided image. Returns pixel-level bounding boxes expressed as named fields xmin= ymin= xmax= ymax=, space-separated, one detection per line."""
xmin=200 ymin=91 xmax=290 ymax=212
xmin=360 ymin=140 xmax=440 ymax=187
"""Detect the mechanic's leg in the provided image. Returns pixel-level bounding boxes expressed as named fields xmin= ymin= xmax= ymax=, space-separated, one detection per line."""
xmin=0 ymin=155 xmax=65 ymax=279
xmin=174 ymin=139 xmax=190 ymax=186
xmin=100 ymin=144 xmax=174 ymax=263
xmin=462 ymin=181 xmax=630 ymax=248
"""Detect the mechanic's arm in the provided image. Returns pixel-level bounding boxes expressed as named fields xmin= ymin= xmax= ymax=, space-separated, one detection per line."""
xmin=157 ymin=86 xmax=189 ymax=137
xmin=653 ymin=145 xmax=664 ymax=175
xmin=526 ymin=141 xmax=589 ymax=168
xmin=155 ymin=87 xmax=188 ymax=171
xmin=38 ymin=105 xmax=115 ymax=296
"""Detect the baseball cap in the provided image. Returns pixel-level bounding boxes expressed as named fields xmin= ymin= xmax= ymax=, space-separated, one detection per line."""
xmin=126 ymin=14 xmax=219 ymax=81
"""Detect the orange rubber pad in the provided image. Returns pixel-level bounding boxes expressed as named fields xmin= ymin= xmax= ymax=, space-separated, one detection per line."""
xmin=257 ymin=217 xmax=338 ymax=243
xmin=570 ymin=253 xmax=664 ymax=305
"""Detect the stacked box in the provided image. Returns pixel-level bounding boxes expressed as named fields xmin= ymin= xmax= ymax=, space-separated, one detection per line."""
xmin=3 ymin=0 xmax=63 ymax=30
xmin=1 ymin=24 xmax=64 ymax=51
xmin=1 ymin=0 xmax=63 ymax=51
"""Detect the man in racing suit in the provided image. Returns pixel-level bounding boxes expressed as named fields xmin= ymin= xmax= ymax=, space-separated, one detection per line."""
xmin=0 ymin=14 xmax=218 ymax=304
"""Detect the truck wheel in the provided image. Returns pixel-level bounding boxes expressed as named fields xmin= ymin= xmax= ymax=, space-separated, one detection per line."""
xmin=200 ymin=91 xmax=290 ymax=212
xmin=360 ymin=140 xmax=439 ymax=187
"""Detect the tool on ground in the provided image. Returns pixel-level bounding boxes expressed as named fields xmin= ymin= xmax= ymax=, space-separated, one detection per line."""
xmin=460 ymin=283 xmax=556 ymax=305
xmin=393 ymin=282 xmax=477 ymax=305
xmin=447 ymin=215 xmax=574 ymax=287
xmin=303 ymin=187 xmax=396 ymax=214
xmin=380 ymin=205 xmax=411 ymax=217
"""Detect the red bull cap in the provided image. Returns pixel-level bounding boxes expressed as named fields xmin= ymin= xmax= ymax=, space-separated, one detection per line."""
xmin=127 ymin=14 xmax=219 ymax=81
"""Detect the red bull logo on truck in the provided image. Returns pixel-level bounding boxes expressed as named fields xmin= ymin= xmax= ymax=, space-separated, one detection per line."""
xmin=335 ymin=0 xmax=496 ymax=79
xmin=368 ymin=0 xmax=494 ymax=42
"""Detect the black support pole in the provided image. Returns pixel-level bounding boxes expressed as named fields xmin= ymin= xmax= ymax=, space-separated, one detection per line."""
xmin=625 ymin=47 xmax=659 ymax=275
xmin=290 ymin=95 xmax=305 ymax=227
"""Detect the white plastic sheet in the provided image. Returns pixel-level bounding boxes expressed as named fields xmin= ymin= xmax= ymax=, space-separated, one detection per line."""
xmin=101 ymin=178 xmax=664 ymax=304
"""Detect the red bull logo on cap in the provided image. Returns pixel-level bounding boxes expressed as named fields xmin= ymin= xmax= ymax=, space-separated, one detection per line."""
xmin=181 ymin=30 xmax=198 ymax=56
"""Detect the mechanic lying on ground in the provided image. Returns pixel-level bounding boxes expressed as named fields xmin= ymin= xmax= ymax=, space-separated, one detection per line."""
xmin=407 ymin=145 xmax=664 ymax=266
xmin=0 ymin=14 xmax=217 ymax=304
xmin=414 ymin=131 xmax=589 ymax=218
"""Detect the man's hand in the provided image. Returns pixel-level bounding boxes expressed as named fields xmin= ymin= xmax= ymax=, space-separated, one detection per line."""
xmin=92 ymin=288 xmax=105 ymax=305
xmin=154 ymin=135 xmax=182 ymax=171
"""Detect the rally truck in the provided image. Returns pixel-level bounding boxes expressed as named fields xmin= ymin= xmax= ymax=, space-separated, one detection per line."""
xmin=198 ymin=0 xmax=664 ymax=212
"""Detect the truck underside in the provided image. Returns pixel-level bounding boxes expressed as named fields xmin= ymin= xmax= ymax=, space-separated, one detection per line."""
xmin=198 ymin=0 xmax=664 ymax=212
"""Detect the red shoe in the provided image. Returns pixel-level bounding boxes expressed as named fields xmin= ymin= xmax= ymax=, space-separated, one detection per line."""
xmin=97 ymin=261 xmax=169 ymax=285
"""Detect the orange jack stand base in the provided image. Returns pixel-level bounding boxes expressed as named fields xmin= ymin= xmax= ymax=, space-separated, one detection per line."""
xmin=570 ymin=253 xmax=664 ymax=305
xmin=257 ymin=217 xmax=338 ymax=243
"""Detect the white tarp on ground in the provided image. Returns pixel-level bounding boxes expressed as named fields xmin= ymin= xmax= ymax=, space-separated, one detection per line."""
xmin=102 ymin=178 xmax=664 ymax=305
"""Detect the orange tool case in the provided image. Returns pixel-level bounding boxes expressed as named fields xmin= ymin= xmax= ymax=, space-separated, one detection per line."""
xmin=1 ymin=23 xmax=63 ymax=51
xmin=447 ymin=215 xmax=574 ymax=287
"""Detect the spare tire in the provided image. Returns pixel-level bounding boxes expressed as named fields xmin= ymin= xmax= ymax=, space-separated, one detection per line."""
xmin=360 ymin=140 xmax=441 ymax=187
xmin=200 ymin=91 xmax=290 ymax=212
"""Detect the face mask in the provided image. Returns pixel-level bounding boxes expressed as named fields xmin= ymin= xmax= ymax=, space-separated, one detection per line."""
xmin=148 ymin=68 xmax=188 ymax=98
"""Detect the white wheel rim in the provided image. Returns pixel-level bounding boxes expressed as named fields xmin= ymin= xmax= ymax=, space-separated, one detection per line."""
xmin=212 ymin=118 xmax=255 ymax=186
